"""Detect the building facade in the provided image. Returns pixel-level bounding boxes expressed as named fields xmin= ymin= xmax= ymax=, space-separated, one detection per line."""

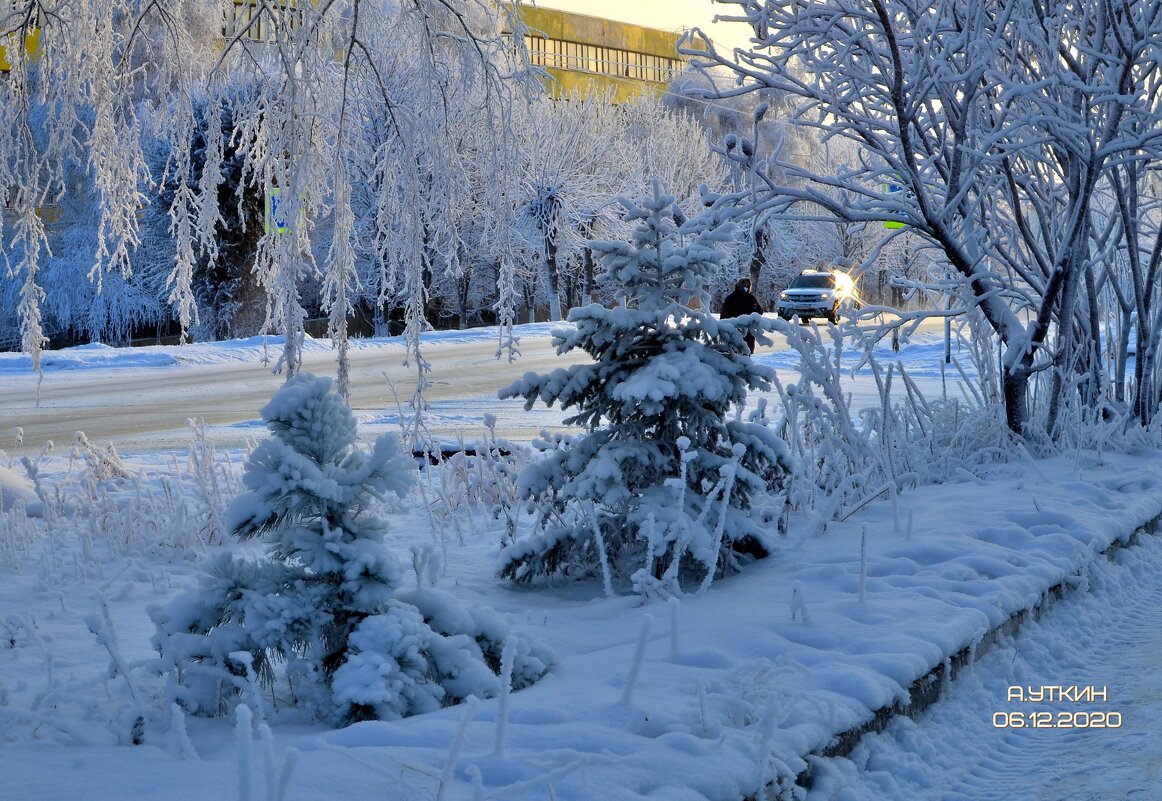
xmin=515 ymin=6 xmax=685 ymax=101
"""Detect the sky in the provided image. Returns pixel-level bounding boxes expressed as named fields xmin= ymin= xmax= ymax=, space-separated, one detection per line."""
xmin=531 ymin=0 xmax=757 ymax=55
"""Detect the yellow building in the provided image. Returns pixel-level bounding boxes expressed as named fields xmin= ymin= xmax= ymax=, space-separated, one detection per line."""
xmin=514 ymin=6 xmax=686 ymax=101
xmin=220 ymin=3 xmax=685 ymax=100
xmin=0 ymin=8 xmax=42 ymax=73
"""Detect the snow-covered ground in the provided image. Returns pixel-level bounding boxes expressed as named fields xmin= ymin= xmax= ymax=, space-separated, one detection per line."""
xmin=1 ymin=322 xmax=1157 ymax=801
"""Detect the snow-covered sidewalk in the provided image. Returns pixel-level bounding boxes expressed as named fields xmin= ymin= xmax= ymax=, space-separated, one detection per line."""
xmin=3 ymin=448 xmax=1160 ymax=800
xmin=805 ymin=516 xmax=1162 ymax=799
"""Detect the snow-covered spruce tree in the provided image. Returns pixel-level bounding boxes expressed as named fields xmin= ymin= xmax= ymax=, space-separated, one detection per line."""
xmin=151 ymin=374 xmax=549 ymax=723
xmin=498 ymin=183 xmax=791 ymax=592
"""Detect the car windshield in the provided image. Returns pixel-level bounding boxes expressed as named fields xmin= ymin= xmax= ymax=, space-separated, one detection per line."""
xmin=790 ymin=274 xmax=835 ymax=289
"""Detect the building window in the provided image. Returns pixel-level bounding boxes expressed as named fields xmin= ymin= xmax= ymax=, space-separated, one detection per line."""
xmin=519 ymin=32 xmax=683 ymax=85
xmin=223 ymin=1 xmax=301 ymax=43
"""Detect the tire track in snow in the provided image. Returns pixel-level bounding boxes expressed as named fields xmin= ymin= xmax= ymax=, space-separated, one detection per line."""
xmin=803 ymin=534 xmax=1162 ymax=800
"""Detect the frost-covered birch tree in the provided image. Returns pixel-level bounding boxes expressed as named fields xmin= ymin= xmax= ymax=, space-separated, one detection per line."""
xmin=513 ymin=89 xmax=627 ymax=322
xmin=0 ymin=2 xmax=220 ymax=366
xmin=197 ymin=0 xmax=531 ymax=404
xmin=1 ymin=1 xmax=532 ymax=400
xmin=685 ymin=0 xmax=1162 ymax=435
xmin=512 ymin=89 xmax=731 ymax=322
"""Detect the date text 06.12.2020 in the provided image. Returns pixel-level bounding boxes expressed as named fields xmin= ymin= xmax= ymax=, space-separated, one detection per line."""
xmin=992 ymin=710 xmax=1122 ymax=729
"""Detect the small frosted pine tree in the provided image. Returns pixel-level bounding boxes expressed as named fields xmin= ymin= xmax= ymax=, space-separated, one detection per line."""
xmin=499 ymin=183 xmax=791 ymax=592
xmin=151 ymin=374 xmax=549 ymax=723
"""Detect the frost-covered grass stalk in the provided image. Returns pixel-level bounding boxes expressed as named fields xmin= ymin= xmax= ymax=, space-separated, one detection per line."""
xmin=769 ymin=316 xmax=1028 ymax=531
xmin=259 ymin=722 xmax=297 ymax=801
xmin=697 ymin=679 xmax=710 ymax=735
xmin=859 ymin=526 xmax=868 ymax=603
xmin=84 ymin=596 xmax=140 ymax=708
xmin=494 ymin=640 xmax=515 ymax=757
xmin=757 ymin=697 xmax=781 ymax=797
xmin=236 ymin=704 xmax=254 ymax=801
xmin=437 ymin=696 xmax=479 ymax=801
xmin=185 ymin=416 xmax=237 ymax=545
xmin=790 ymin=581 xmax=809 ymax=623
xmin=588 ymin=505 xmax=615 ymax=599
xmin=697 ymin=448 xmax=745 ymax=595
xmin=620 ymin=614 xmax=653 ymax=707
xmin=169 ymin=704 xmax=198 ymax=761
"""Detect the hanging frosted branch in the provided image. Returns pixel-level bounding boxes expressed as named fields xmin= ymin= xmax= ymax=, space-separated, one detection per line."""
xmin=402 ymin=247 xmax=433 ymax=451
xmin=164 ymin=102 xmax=200 ymax=338
xmin=494 ymin=255 xmax=521 ymax=362
xmin=324 ymin=167 xmax=360 ymax=401
xmin=14 ymin=216 xmax=48 ymax=370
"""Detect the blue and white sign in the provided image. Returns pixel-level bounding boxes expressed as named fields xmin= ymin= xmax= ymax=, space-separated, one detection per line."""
xmin=265 ymin=187 xmax=294 ymax=235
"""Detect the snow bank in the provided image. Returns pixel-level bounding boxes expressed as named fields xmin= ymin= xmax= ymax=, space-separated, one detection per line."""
xmin=0 ymin=324 xmax=570 ymax=373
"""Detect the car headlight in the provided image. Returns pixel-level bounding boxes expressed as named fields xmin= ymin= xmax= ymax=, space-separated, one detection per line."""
xmin=780 ymin=292 xmax=790 ymax=300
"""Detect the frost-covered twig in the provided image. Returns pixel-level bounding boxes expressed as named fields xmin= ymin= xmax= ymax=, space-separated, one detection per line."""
xmin=236 ymin=704 xmax=254 ymax=801
xmin=620 ymin=614 xmax=653 ymax=707
xmin=436 ymin=695 xmax=478 ymax=801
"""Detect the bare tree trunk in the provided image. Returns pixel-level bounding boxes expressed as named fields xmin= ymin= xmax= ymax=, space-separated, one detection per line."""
xmin=543 ymin=228 xmax=562 ymax=322
xmin=1004 ymin=362 xmax=1031 ymax=436
xmin=748 ymin=226 xmax=768 ymax=292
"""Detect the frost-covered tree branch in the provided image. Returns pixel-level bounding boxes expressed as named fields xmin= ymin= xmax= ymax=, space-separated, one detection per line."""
xmin=682 ymin=0 xmax=1162 ymax=434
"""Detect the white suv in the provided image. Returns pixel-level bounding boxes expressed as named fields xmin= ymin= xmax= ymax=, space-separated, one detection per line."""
xmin=777 ymin=269 xmax=854 ymax=323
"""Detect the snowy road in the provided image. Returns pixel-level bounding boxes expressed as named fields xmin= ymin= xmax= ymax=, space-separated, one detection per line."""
xmin=0 ymin=331 xmax=584 ymax=455
xmin=804 ymin=534 xmax=1162 ymax=800
xmin=0 ymin=317 xmax=961 ymax=457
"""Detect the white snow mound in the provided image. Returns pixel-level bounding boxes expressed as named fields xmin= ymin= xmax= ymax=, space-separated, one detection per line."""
xmin=0 ymin=466 xmax=42 ymax=516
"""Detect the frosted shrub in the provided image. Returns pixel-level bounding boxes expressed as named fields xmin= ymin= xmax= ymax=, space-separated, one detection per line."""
xmin=499 ymin=184 xmax=790 ymax=592
xmin=151 ymin=374 xmax=550 ymax=724
xmin=772 ymin=317 xmax=1025 ymax=524
xmin=425 ymin=418 xmax=526 ymax=544
xmin=185 ymin=417 xmax=239 ymax=544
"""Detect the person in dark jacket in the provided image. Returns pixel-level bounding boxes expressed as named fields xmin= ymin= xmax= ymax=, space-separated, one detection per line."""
xmin=720 ymin=277 xmax=764 ymax=353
